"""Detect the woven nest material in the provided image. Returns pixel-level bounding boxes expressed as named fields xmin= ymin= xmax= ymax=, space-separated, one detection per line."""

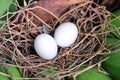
xmin=0 ymin=1 xmax=110 ymax=79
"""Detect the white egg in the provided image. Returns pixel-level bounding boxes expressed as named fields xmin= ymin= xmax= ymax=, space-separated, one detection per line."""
xmin=34 ymin=33 xmax=58 ymax=60
xmin=54 ymin=22 xmax=78 ymax=48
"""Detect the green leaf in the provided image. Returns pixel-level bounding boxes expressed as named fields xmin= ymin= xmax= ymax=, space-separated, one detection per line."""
xmin=0 ymin=0 xmax=17 ymax=28
xmin=9 ymin=0 xmax=17 ymax=12
xmin=0 ymin=55 xmax=21 ymax=79
xmin=112 ymin=10 xmax=120 ymax=17
xmin=104 ymin=9 xmax=120 ymax=80
xmin=0 ymin=62 xmax=21 ymax=80
xmin=109 ymin=9 xmax=120 ymax=36
xmin=42 ymin=68 xmax=57 ymax=76
xmin=106 ymin=37 xmax=119 ymax=44
xmin=41 ymin=65 xmax=57 ymax=76
xmin=111 ymin=17 xmax=120 ymax=31
xmin=102 ymin=51 xmax=120 ymax=80
xmin=106 ymin=37 xmax=120 ymax=50
xmin=0 ymin=0 xmax=13 ymax=17
xmin=0 ymin=67 xmax=9 ymax=80
xmin=70 ymin=66 xmax=112 ymax=80
xmin=6 ymin=65 xmax=22 ymax=79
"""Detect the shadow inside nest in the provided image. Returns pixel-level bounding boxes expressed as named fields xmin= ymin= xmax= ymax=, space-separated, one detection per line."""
xmin=0 ymin=1 xmax=110 ymax=79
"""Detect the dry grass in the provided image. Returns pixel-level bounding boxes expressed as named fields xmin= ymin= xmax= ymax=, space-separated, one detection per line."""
xmin=0 ymin=1 xmax=114 ymax=80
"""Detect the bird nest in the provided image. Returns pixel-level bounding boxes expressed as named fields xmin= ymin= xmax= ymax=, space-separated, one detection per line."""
xmin=0 ymin=1 xmax=110 ymax=79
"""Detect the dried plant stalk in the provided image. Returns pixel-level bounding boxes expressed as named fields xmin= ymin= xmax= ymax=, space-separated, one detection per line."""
xmin=0 ymin=1 xmax=110 ymax=79
xmin=28 ymin=0 xmax=88 ymax=28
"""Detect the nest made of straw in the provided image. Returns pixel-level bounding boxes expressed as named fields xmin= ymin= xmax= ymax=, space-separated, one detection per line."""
xmin=0 ymin=1 xmax=110 ymax=79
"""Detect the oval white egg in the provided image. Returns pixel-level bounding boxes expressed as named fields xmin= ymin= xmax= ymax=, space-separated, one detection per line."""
xmin=34 ymin=33 xmax=58 ymax=60
xmin=54 ymin=22 xmax=78 ymax=48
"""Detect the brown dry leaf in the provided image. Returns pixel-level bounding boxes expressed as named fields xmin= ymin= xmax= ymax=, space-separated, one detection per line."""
xmin=29 ymin=0 xmax=87 ymax=27
xmin=93 ymin=0 xmax=120 ymax=11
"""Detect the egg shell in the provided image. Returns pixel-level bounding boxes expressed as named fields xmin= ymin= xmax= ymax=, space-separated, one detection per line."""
xmin=54 ymin=22 xmax=78 ymax=48
xmin=34 ymin=33 xmax=58 ymax=60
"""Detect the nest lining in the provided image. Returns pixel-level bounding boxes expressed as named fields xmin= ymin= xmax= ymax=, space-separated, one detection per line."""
xmin=0 ymin=1 xmax=110 ymax=79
